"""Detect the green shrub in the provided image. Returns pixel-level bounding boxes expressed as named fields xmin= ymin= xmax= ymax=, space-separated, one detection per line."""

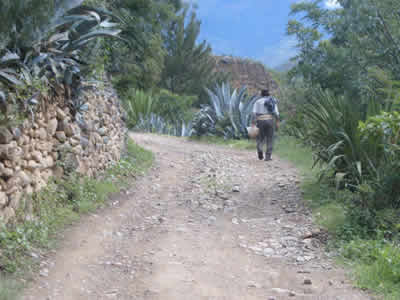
xmin=341 ymin=239 xmax=400 ymax=298
xmin=122 ymin=88 xmax=194 ymax=136
xmin=288 ymin=88 xmax=383 ymax=185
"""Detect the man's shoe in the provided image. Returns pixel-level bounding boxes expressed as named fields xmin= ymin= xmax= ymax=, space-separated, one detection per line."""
xmin=258 ymin=151 xmax=263 ymax=160
xmin=264 ymin=153 xmax=272 ymax=161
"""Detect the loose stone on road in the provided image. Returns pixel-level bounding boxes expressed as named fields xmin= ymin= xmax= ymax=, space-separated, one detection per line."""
xmin=23 ymin=133 xmax=371 ymax=300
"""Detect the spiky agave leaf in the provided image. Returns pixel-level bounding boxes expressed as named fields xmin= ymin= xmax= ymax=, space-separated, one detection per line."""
xmin=195 ymin=83 xmax=255 ymax=139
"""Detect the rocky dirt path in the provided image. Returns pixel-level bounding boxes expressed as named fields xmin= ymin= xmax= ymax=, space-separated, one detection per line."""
xmin=22 ymin=133 xmax=372 ymax=300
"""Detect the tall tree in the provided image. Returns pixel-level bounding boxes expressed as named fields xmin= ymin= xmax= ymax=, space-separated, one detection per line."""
xmin=89 ymin=0 xmax=182 ymax=92
xmin=160 ymin=8 xmax=222 ymax=106
xmin=287 ymin=0 xmax=400 ymax=100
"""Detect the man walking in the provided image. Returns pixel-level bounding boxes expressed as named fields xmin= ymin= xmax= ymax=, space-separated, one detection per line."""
xmin=251 ymin=89 xmax=280 ymax=161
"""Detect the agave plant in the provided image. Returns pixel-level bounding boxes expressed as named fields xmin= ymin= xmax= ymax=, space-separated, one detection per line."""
xmin=0 ymin=1 xmax=121 ymax=123
xmin=191 ymin=82 xmax=260 ymax=139
xmin=133 ymin=112 xmax=192 ymax=137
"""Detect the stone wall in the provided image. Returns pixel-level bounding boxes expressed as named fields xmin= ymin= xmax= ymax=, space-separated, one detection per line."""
xmin=0 ymin=84 xmax=126 ymax=223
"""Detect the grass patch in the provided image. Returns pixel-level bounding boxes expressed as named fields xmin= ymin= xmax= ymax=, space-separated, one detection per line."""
xmin=274 ymin=135 xmax=316 ymax=175
xmin=340 ymin=239 xmax=400 ymax=299
xmin=0 ymin=276 xmax=21 ymax=300
xmin=0 ymin=138 xmax=153 ymax=299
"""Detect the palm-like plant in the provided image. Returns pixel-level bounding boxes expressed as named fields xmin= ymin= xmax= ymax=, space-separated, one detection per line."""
xmin=192 ymin=82 xmax=260 ymax=139
xmin=291 ymin=88 xmax=382 ymax=184
xmin=123 ymin=89 xmax=158 ymax=129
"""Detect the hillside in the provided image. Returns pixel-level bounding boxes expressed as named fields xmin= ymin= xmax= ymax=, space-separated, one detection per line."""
xmin=214 ymin=56 xmax=279 ymax=96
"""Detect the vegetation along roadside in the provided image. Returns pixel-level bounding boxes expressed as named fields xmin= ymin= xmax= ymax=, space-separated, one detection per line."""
xmin=0 ymin=139 xmax=154 ymax=300
xmin=195 ymin=132 xmax=400 ymax=300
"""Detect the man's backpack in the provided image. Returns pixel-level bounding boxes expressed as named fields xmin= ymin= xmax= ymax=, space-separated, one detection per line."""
xmin=264 ymin=96 xmax=275 ymax=114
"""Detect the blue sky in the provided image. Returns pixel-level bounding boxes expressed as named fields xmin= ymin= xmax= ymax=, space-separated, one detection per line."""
xmin=185 ymin=0 xmax=340 ymax=68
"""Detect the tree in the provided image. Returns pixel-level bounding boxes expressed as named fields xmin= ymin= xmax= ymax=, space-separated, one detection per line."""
xmin=88 ymin=0 xmax=183 ymax=93
xmin=160 ymin=8 xmax=222 ymax=106
xmin=287 ymin=0 xmax=400 ymax=100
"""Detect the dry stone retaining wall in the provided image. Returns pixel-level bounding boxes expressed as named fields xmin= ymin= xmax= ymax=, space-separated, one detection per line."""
xmin=0 ymin=84 xmax=126 ymax=223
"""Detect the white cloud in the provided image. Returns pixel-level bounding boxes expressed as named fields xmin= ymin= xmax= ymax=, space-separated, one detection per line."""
xmin=260 ymin=36 xmax=298 ymax=69
xmin=325 ymin=0 xmax=341 ymax=9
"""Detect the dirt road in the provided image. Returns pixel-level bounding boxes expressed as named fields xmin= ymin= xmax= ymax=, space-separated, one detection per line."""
xmin=23 ymin=133 xmax=371 ymax=300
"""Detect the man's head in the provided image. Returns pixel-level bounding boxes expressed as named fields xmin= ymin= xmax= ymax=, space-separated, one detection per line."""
xmin=261 ymin=89 xmax=270 ymax=97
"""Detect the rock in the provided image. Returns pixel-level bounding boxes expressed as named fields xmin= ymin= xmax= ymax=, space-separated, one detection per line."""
xmin=50 ymin=151 xmax=58 ymax=161
xmin=43 ymin=155 xmax=55 ymax=168
xmin=36 ymin=141 xmax=53 ymax=152
xmin=12 ymin=128 xmax=22 ymax=140
xmin=65 ymin=123 xmax=79 ymax=137
xmin=232 ymin=185 xmax=240 ymax=192
xmin=92 ymin=132 xmax=102 ymax=143
xmin=232 ymin=217 xmax=239 ymax=225
xmin=32 ymin=151 xmax=43 ymax=163
xmin=7 ymin=146 xmax=23 ymax=161
xmin=303 ymin=279 xmax=312 ymax=285
xmin=9 ymin=191 xmax=22 ymax=210
xmin=98 ymin=127 xmax=107 ymax=136
xmin=18 ymin=171 xmax=32 ymax=186
xmin=6 ymin=176 xmax=22 ymax=191
xmin=271 ymin=288 xmax=291 ymax=294
xmin=80 ymin=136 xmax=89 ymax=149
xmin=5 ymin=185 xmax=18 ymax=195
xmin=2 ymin=207 xmax=15 ymax=222
xmin=37 ymin=127 xmax=47 ymax=140
xmin=55 ymin=131 xmax=67 ymax=142
xmin=70 ymin=138 xmax=80 ymax=147
xmin=296 ymin=256 xmax=306 ymax=263
xmin=289 ymin=291 xmax=296 ymax=297
xmin=263 ymin=248 xmax=275 ymax=256
xmin=72 ymin=145 xmax=83 ymax=155
xmin=0 ymin=128 xmax=13 ymax=144
xmin=27 ymin=160 xmax=40 ymax=171
xmin=3 ymin=160 xmax=12 ymax=168
xmin=56 ymin=108 xmax=67 ymax=120
xmin=47 ymin=118 xmax=58 ymax=136
xmin=247 ymin=282 xmax=261 ymax=289
xmin=40 ymin=268 xmax=49 ymax=277
xmin=0 ymin=142 xmax=17 ymax=159
xmin=207 ymin=216 xmax=217 ymax=225
xmin=0 ymin=191 xmax=7 ymax=206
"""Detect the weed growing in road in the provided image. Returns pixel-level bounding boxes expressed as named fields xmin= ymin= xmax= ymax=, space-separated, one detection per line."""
xmin=0 ymin=139 xmax=154 ymax=299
